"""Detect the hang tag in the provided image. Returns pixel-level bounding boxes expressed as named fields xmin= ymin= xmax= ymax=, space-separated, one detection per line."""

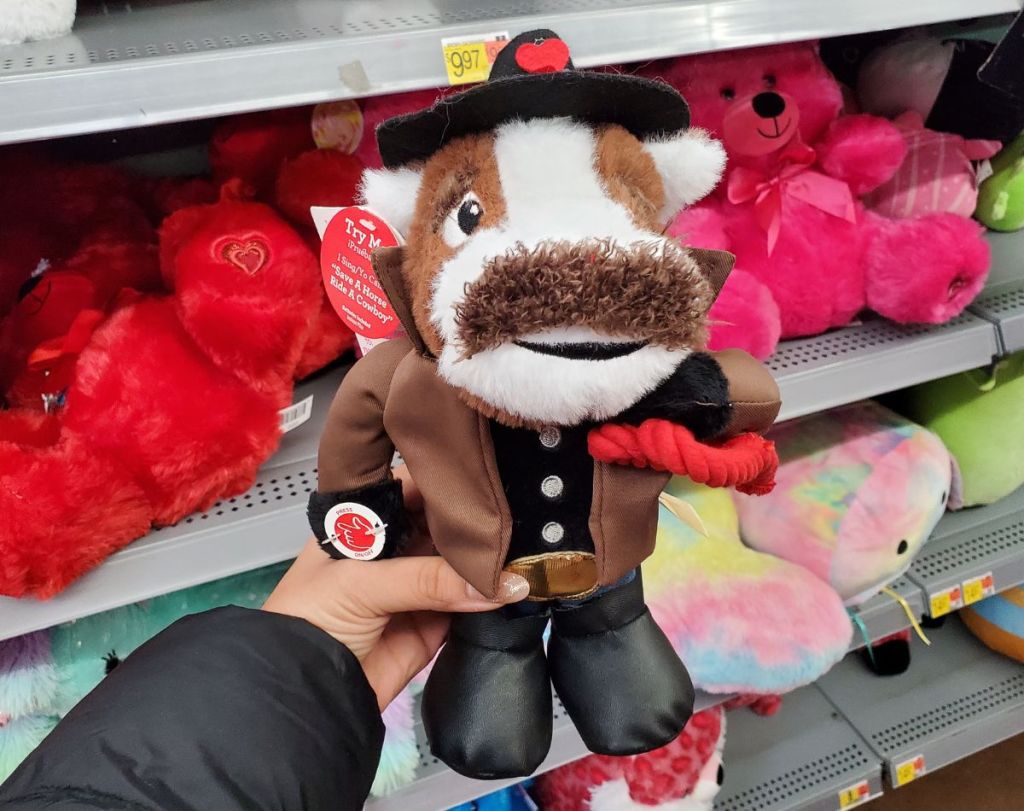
xmin=441 ymin=31 xmax=509 ymax=85
xmin=311 ymin=100 xmax=364 ymax=153
xmin=278 ymin=394 xmax=314 ymax=433
xmin=312 ymin=205 xmax=405 ymax=355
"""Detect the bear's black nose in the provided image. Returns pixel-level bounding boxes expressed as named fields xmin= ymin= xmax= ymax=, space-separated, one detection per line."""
xmin=752 ymin=91 xmax=786 ymax=118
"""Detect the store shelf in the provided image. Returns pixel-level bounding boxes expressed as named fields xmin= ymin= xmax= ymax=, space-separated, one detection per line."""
xmin=818 ymin=616 xmax=1024 ymax=789
xmin=770 ymin=313 xmax=1000 ymax=422
xmin=0 ymin=366 xmax=346 ymax=642
xmin=907 ymin=485 xmax=1024 ymax=619
xmin=714 ymin=686 xmax=883 ymax=811
xmin=369 ymin=689 xmax=725 ymax=811
xmin=970 ymin=231 xmax=1024 ymax=355
xmin=0 ymin=0 xmax=1020 ymax=145
xmin=848 ymin=576 xmax=925 ymax=652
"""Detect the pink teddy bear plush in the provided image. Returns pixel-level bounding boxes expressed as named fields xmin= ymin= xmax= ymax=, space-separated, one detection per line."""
xmin=649 ymin=42 xmax=990 ymax=359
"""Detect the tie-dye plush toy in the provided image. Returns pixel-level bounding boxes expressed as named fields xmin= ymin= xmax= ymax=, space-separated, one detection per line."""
xmin=735 ymin=401 xmax=952 ymax=606
xmin=643 ymin=479 xmax=851 ymax=695
xmin=0 ymin=631 xmax=59 ymax=782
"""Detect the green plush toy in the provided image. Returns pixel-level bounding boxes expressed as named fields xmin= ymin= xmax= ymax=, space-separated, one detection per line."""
xmin=890 ymin=350 xmax=1024 ymax=507
xmin=977 ymin=131 xmax=1024 ymax=231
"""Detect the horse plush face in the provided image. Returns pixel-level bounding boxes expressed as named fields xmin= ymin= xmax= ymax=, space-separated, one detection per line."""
xmin=363 ymin=117 xmax=725 ymax=425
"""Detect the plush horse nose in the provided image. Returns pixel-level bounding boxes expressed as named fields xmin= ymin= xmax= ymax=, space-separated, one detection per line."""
xmin=752 ymin=91 xmax=786 ymax=119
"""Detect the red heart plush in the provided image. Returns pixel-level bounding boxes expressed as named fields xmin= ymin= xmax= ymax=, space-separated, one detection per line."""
xmin=515 ymin=38 xmax=570 ymax=74
xmin=220 ymin=239 xmax=269 ymax=275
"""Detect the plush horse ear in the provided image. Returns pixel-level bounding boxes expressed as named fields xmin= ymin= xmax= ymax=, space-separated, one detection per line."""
xmin=359 ymin=166 xmax=423 ymax=236
xmin=644 ymin=129 xmax=726 ymax=222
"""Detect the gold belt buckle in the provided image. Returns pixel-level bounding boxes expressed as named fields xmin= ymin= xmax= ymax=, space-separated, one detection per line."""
xmin=504 ymin=551 xmax=599 ymax=601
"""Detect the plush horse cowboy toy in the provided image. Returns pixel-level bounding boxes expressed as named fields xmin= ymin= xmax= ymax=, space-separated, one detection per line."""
xmin=310 ymin=30 xmax=781 ymax=779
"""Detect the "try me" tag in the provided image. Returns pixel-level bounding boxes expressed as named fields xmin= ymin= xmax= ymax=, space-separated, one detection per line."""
xmin=312 ymin=206 xmax=404 ymax=355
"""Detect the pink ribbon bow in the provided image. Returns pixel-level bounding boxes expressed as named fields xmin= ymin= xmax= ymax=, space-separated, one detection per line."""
xmin=727 ymin=144 xmax=857 ymax=255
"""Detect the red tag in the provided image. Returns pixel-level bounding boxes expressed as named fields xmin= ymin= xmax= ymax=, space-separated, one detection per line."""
xmin=319 ymin=206 xmax=402 ymax=340
xmin=324 ymin=502 xmax=387 ymax=560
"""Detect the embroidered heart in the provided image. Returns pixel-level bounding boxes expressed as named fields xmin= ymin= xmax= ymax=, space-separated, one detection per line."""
xmin=515 ymin=38 xmax=570 ymax=74
xmin=221 ymin=239 xmax=269 ymax=276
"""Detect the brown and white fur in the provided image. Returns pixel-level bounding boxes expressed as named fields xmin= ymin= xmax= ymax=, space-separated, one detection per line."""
xmin=362 ymin=117 xmax=725 ymax=426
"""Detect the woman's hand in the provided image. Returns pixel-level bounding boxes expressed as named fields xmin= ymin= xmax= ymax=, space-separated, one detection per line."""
xmin=264 ymin=470 xmax=529 ymax=708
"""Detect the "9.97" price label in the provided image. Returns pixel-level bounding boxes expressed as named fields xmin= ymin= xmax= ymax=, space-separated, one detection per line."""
xmin=441 ymin=31 xmax=509 ymax=85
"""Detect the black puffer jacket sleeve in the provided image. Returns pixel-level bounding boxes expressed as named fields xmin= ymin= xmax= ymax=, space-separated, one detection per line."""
xmin=0 ymin=607 xmax=385 ymax=810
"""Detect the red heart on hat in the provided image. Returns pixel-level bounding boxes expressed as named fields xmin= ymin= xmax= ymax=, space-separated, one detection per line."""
xmin=221 ymin=239 xmax=269 ymax=276
xmin=515 ymin=38 xmax=570 ymax=74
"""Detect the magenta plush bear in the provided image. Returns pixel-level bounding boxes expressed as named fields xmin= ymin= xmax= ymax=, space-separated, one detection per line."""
xmin=648 ymin=42 xmax=990 ymax=359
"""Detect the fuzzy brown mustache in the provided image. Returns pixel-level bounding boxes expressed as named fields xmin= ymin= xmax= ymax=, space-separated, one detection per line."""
xmin=452 ymin=239 xmax=714 ymax=358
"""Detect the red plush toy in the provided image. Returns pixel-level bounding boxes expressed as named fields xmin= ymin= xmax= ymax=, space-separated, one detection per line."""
xmin=0 ymin=186 xmax=322 ymax=597
xmin=0 ymin=147 xmax=159 ymax=318
xmin=209 ymin=110 xmax=360 ymax=370
xmin=0 ymin=146 xmax=218 ymax=400
xmin=649 ymin=42 xmax=990 ymax=359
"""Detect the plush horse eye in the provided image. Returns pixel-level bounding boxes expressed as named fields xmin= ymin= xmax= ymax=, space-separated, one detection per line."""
xmin=457 ymin=197 xmax=484 ymax=235
xmin=443 ymin=194 xmax=484 ymax=247
xmin=720 ymin=86 xmax=736 ymax=100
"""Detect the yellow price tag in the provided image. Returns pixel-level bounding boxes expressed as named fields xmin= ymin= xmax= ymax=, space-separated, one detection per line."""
xmin=962 ymin=572 xmax=995 ymax=606
xmin=441 ymin=31 xmax=509 ymax=85
xmin=443 ymin=42 xmax=490 ymax=85
xmin=963 ymin=579 xmax=984 ymax=605
xmin=929 ymin=591 xmax=952 ymax=618
xmin=837 ymin=779 xmax=870 ymax=808
xmin=894 ymin=762 xmax=916 ymax=786
xmin=893 ymin=755 xmax=925 ymax=787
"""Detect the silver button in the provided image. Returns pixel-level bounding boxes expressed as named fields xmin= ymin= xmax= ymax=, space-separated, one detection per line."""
xmin=539 ymin=426 xmax=562 ymax=449
xmin=542 ymin=522 xmax=565 ymax=545
xmin=541 ymin=475 xmax=564 ymax=499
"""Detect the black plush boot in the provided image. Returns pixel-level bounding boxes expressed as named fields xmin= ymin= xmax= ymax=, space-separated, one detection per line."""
xmin=422 ymin=608 xmax=551 ymax=779
xmin=548 ymin=572 xmax=694 ymax=755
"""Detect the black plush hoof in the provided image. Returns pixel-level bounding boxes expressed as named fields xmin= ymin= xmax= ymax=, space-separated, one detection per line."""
xmin=549 ymin=583 xmax=694 ymax=755
xmin=422 ymin=611 xmax=551 ymax=779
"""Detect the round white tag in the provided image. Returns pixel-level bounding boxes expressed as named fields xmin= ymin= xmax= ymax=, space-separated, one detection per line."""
xmin=323 ymin=502 xmax=387 ymax=560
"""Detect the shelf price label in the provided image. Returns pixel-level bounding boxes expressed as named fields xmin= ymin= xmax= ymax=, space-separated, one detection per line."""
xmin=928 ymin=585 xmax=963 ymax=618
xmin=837 ymin=779 xmax=871 ymax=808
xmin=962 ymin=571 xmax=995 ymax=605
xmin=441 ymin=31 xmax=509 ymax=85
xmin=893 ymin=754 xmax=926 ymax=787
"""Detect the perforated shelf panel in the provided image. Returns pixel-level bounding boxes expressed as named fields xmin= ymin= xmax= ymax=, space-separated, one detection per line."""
xmin=908 ymin=484 xmax=1024 ymax=618
xmin=770 ymin=313 xmax=999 ymax=422
xmin=818 ymin=616 xmax=1024 ymax=787
xmin=970 ymin=231 xmax=1024 ymax=354
xmin=0 ymin=365 xmax=347 ymax=642
xmin=367 ymin=688 xmax=726 ymax=811
xmin=0 ymin=0 xmax=1019 ymax=144
xmin=714 ymin=686 xmax=882 ymax=811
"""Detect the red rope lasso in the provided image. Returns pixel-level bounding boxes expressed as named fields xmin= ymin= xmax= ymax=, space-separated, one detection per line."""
xmin=588 ymin=418 xmax=778 ymax=496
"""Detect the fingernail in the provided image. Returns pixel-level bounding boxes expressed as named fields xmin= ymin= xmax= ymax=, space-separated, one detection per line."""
xmin=495 ymin=572 xmax=530 ymax=602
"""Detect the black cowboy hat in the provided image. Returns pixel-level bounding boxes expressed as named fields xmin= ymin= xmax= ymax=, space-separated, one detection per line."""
xmin=376 ymin=29 xmax=691 ymax=168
